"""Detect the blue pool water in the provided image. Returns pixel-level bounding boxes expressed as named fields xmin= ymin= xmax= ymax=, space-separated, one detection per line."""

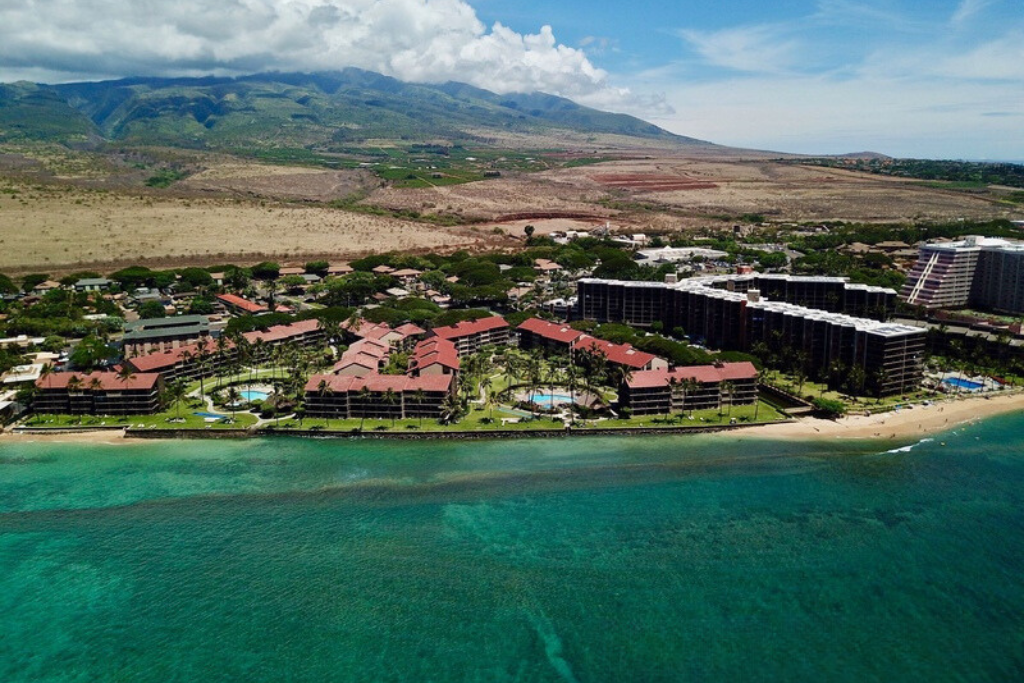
xmin=944 ymin=377 xmax=984 ymax=391
xmin=193 ymin=412 xmax=227 ymax=419
xmin=532 ymin=392 xmax=574 ymax=407
xmin=241 ymin=390 xmax=270 ymax=402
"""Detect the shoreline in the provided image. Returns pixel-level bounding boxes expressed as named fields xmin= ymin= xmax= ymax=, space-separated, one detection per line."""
xmin=3 ymin=392 xmax=1023 ymax=446
xmin=733 ymin=391 xmax=1024 ymax=441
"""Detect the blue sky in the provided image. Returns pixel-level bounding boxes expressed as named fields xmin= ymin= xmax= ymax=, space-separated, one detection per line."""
xmin=469 ymin=0 xmax=1024 ymax=159
xmin=0 ymin=0 xmax=1020 ymax=159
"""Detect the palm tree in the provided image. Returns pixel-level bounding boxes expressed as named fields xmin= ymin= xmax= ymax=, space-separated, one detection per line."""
xmin=666 ymin=376 xmax=679 ymax=417
xmin=167 ymin=380 xmax=188 ymax=419
xmin=266 ymin=279 xmax=279 ymax=312
xmin=117 ymin=364 xmax=136 ymax=386
xmin=721 ymin=380 xmax=735 ymax=421
xmin=214 ymin=335 xmax=229 ymax=389
xmin=227 ymin=385 xmax=240 ymax=421
xmin=564 ymin=363 xmax=579 ymax=425
xmin=440 ymin=390 xmax=462 ymax=425
xmin=478 ymin=378 xmax=493 ymax=422
xmin=681 ymin=377 xmax=699 ymax=418
xmin=316 ymin=378 xmax=331 ymax=429
xmin=253 ymin=338 xmax=268 ymax=374
xmin=66 ymin=375 xmax=84 ymax=419
xmin=383 ymin=388 xmax=399 ymax=428
xmin=413 ymin=387 xmax=427 ymax=426
xmin=357 ymin=386 xmax=371 ymax=431
xmin=525 ymin=355 xmax=543 ymax=416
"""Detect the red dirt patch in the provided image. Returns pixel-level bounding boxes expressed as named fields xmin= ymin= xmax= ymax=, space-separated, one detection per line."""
xmin=592 ymin=173 xmax=717 ymax=192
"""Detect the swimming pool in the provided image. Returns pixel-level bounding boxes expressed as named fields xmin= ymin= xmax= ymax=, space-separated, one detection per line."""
xmin=531 ymin=392 xmax=574 ymax=407
xmin=193 ymin=412 xmax=227 ymax=419
xmin=943 ymin=377 xmax=984 ymax=391
xmin=240 ymin=390 xmax=270 ymax=402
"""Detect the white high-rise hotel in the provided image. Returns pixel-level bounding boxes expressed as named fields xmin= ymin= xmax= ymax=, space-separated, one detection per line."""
xmin=900 ymin=236 xmax=1024 ymax=314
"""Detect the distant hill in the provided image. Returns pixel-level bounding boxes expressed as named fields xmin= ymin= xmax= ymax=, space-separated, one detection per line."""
xmin=0 ymin=69 xmax=707 ymax=149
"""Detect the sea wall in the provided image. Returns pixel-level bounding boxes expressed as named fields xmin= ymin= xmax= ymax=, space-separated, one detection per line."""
xmin=118 ymin=422 xmax=789 ymax=441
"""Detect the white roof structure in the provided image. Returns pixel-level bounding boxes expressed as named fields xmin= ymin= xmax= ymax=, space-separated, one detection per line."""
xmin=581 ymin=275 xmax=916 ymax=339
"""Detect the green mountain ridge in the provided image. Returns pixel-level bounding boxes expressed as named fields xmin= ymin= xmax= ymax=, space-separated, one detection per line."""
xmin=0 ymin=69 xmax=706 ymax=149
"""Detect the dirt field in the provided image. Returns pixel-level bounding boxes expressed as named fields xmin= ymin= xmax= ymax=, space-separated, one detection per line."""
xmin=1 ymin=145 xmax=1021 ymax=273
xmin=0 ymin=182 xmax=488 ymax=273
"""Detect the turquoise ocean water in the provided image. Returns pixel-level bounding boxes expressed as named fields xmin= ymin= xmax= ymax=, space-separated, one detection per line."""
xmin=3 ymin=416 xmax=1024 ymax=682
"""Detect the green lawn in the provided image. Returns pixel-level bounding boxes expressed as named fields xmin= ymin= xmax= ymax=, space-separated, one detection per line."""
xmin=593 ymin=401 xmax=786 ymax=429
xmin=24 ymin=400 xmax=258 ymax=430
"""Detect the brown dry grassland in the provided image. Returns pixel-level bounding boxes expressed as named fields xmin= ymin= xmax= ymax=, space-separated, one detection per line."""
xmin=1 ymin=145 xmax=1020 ymax=273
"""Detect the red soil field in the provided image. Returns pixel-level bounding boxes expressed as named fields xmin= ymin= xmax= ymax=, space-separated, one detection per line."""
xmin=592 ymin=173 xmax=718 ymax=192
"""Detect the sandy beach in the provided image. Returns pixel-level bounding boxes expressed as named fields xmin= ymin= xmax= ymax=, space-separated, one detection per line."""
xmin=737 ymin=391 xmax=1024 ymax=442
xmin=0 ymin=429 xmax=128 ymax=445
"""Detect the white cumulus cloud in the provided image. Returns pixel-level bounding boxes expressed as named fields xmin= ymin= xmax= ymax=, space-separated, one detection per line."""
xmin=0 ymin=0 xmax=663 ymax=114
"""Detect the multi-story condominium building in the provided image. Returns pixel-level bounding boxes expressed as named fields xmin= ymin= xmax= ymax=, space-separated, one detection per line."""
xmin=407 ymin=339 xmax=460 ymax=377
xmin=34 ymin=371 xmax=163 ymax=415
xmin=127 ymin=320 xmax=323 ymax=382
xmin=303 ymin=373 xmax=454 ymax=421
xmin=127 ymin=338 xmax=229 ymax=383
xmin=216 ymin=293 xmax=269 ymax=315
xmin=428 ymin=316 xmax=510 ymax=355
xmin=578 ymin=277 xmax=925 ymax=396
xmin=974 ymin=243 xmax=1024 ymax=314
xmin=619 ymin=362 xmax=759 ymax=415
xmin=122 ymin=315 xmax=213 ymax=356
xmin=516 ymin=317 xmax=667 ymax=372
xmin=243 ymin=319 xmax=324 ymax=353
xmin=332 ymin=339 xmax=390 ymax=377
xmin=901 ymin=236 xmax=1024 ymax=314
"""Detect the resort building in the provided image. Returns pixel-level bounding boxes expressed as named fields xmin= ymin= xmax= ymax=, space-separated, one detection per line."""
xmin=242 ymin=319 xmax=323 ymax=352
xmin=127 ymin=320 xmax=322 ymax=382
xmin=303 ymin=373 xmax=454 ymax=421
xmin=122 ymin=315 xmax=213 ymax=356
xmin=342 ymin=319 xmax=425 ymax=348
xmin=428 ymin=316 xmax=511 ymax=355
xmin=127 ymin=338 xmax=230 ymax=383
xmin=901 ymin=236 xmax=1024 ymax=314
xmin=333 ymin=339 xmax=390 ymax=377
xmin=516 ymin=318 xmax=667 ymax=372
xmin=517 ymin=318 xmax=587 ymax=353
xmin=216 ymin=293 xmax=269 ymax=316
xmin=619 ymin=362 xmax=759 ymax=415
xmin=571 ymin=337 xmax=668 ymax=373
xmin=407 ymin=338 xmax=460 ymax=377
xmin=33 ymin=371 xmax=163 ymax=415
xmin=578 ymin=277 xmax=924 ymax=396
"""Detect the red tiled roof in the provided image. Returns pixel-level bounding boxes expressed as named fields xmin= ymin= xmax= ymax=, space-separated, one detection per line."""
xmin=409 ymin=338 xmax=460 ymax=372
xmin=572 ymin=336 xmax=657 ymax=370
xmin=395 ymin=323 xmax=427 ymax=337
xmin=342 ymin=319 xmax=392 ymax=339
xmin=243 ymin=319 xmax=319 ymax=344
xmin=431 ymin=316 xmax=508 ymax=340
xmin=305 ymin=373 xmax=452 ymax=394
xmin=37 ymin=371 xmax=160 ymax=391
xmin=372 ymin=265 xmax=396 ymax=273
xmin=332 ymin=353 xmax=381 ymax=373
xmin=517 ymin=317 xmax=586 ymax=345
xmin=127 ymin=338 xmax=224 ymax=373
xmin=348 ymin=338 xmax=390 ymax=358
xmin=217 ymin=294 xmax=268 ymax=314
xmin=626 ymin=362 xmax=758 ymax=389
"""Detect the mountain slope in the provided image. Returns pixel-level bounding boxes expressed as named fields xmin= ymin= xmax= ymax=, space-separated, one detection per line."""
xmin=0 ymin=69 xmax=705 ymax=149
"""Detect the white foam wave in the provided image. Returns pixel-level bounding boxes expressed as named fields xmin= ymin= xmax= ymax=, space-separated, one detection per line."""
xmin=883 ymin=438 xmax=934 ymax=454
